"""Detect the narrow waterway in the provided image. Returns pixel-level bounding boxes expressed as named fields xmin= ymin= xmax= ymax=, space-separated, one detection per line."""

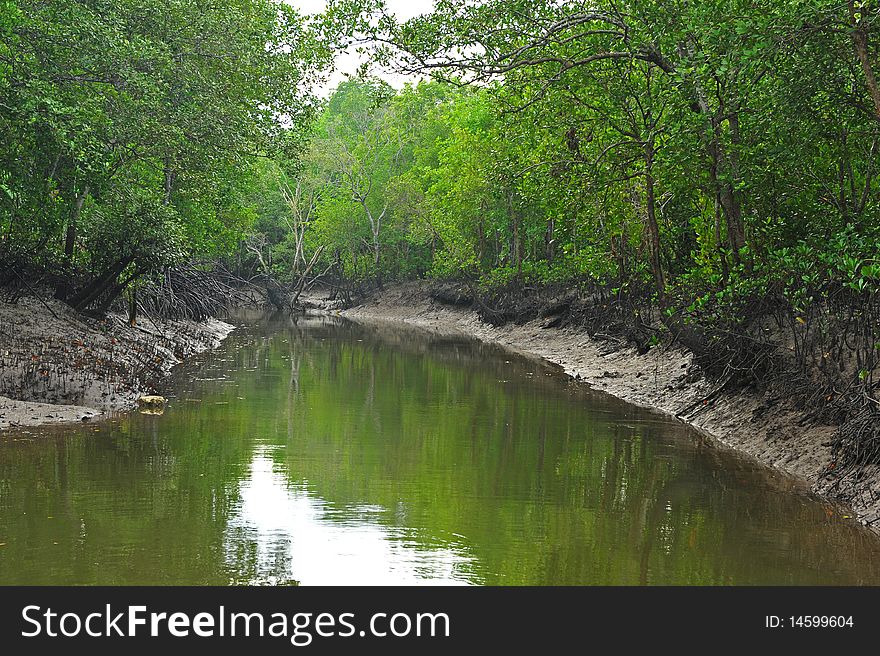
xmin=1 ymin=313 xmax=879 ymax=585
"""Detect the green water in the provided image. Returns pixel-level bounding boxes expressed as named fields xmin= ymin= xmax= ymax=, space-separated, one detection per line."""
xmin=1 ymin=313 xmax=879 ymax=585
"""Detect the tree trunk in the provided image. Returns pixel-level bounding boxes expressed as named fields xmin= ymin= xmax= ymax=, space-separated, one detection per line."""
xmin=478 ymin=201 xmax=487 ymax=266
xmin=508 ymin=190 xmax=522 ymax=277
xmin=683 ymin=49 xmax=747 ymax=266
xmin=714 ymin=192 xmax=729 ymax=282
xmin=54 ymin=184 xmax=89 ymax=300
xmin=725 ymin=112 xmax=747 ymax=259
xmin=64 ymin=186 xmax=88 ymax=259
xmin=362 ymin=201 xmax=384 ymax=287
xmin=292 ymin=245 xmax=326 ymax=306
xmin=163 ymin=157 xmax=175 ymax=205
xmin=67 ymin=254 xmax=135 ymax=312
xmin=838 ymin=129 xmax=850 ymax=226
xmin=93 ymin=270 xmax=141 ymax=316
xmin=128 ymin=287 xmax=138 ymax=326
xmin=644 ymin=139 xmax=666 ymax=297
xmin=850 ymin=0 xmax=880 ymax=121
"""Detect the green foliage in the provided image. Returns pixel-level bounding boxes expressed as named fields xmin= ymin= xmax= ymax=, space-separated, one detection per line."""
xmin=7 ymin=0 xmax=880 ymax=325
xmin=0 ymin=0 xmax=319 ymax=309
xmin=249 ymin=0 xmax=880 ymax=329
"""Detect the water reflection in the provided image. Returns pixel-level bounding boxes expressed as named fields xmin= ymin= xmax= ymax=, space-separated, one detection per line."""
xmin=225 ymin=447 xmax=474 ymax=585
xmin=2 ymin=311 xmax=880 ymax=585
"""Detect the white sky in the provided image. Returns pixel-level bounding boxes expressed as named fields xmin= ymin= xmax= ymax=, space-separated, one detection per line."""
xmin=288 ymin=0 xmax=435 ymax=95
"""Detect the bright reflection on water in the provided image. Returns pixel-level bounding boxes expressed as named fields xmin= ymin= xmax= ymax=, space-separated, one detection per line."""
xmin=2 ymin=311 xmax=880 ymax=585
xmin=225 ymin=447 xmax=473 ymax=585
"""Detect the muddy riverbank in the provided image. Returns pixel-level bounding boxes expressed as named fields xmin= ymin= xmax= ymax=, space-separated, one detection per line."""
xmin=341 ymin=281 xmax=879 ymax=530
xmin=0 ymin=295 xmax=233 ymax=429
xmin=4 ymin=282 xmax=876 ymax=532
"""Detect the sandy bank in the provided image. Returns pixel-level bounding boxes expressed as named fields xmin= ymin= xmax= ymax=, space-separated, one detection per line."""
xmin=0 ymin=295 xmax=233 ymax=429
xmin=341 ymin=281 xmax=877 ymax=529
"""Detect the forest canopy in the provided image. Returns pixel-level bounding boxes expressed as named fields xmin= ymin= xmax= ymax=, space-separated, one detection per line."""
xmin=224 ymin=1 xmax=880 ymax=311
xmin=2 ymin=1 xmax=880 ymax=472
xmin=0 ymin=0 xmax=322 ymax=312
xmin=4 ymin=0 xmax=879 ymax=307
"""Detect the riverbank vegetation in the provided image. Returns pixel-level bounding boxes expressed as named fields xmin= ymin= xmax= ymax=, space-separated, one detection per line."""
xmin=0 ymin=0 xmax=323 ymax=318
xmin=249 ymin=1 xmax=880 ymax=495
xmin=2 ymin=1 xmax=880 ymax=495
